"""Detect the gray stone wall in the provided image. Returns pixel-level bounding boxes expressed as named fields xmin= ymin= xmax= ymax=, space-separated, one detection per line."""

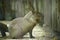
xmin=11 ymin=0 xmax=25 ymax=17
xmin=43 ymin=0 xmax=52 ymax=27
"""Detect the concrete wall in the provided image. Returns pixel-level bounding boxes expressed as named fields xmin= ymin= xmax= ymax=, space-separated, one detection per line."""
xmin=52 ymin=0 xmax=57 ymax=31
xmin=11 ymin=0 xmax=25 ymax=17
xmin=43 ymin=0 xmax=52 ymax=28
xmin=56 ymin=0 xmax=60 ymax=32
xmin=11 ymin=0 xmax=43 ymax=17
xmin=43 ymin=0 xmax=60 ymax=32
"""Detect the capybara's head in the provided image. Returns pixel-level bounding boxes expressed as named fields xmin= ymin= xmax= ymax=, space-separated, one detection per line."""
xmin=32 ymin=11 xmax=43 ymax=23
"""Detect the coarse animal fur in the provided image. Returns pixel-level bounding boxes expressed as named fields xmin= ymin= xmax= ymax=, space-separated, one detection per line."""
xmin=8 ymin=11 xmax=42 ymax=39
xmin=0 ymin=23 xmax=8 ymax=37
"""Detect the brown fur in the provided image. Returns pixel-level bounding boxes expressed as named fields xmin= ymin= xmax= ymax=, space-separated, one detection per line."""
xmin=8 ymin=11 xmax=42 ymax=39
